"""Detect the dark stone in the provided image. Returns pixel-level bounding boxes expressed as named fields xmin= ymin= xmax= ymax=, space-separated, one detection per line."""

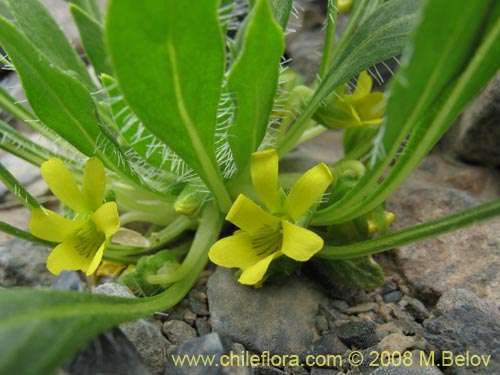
xmin=254 ymin=367 xmax=287 ymax=375
xmin=337 ymin=322 xmax=378 ymax=349
xmin=189 ymin=289 xmax=209 ymax=316
xmin=403 ymin=297 xmax=430 ymax=323
xmin=162 ymin=319 xmax=197 ymax=345
xmin=308 ymin=333 xmax=348 ymax=369
xmin=165 ymin=332 xmax=246 ymax=375
xmin=380 ymin=281 xmax=398 ymax=295
xmin=65 ymin=328 xmax=151 ymax=375
xmin=450 ymin=73 xmax=500 ymax=166
xmin=195 ymin=318 xmax=211 ymax=337
xmin=383 ymin=291 xmax=403 ymax=303
xmin=423 ymin=289 xmax=500 ymax=375
xmin=52 ymin=271 xmax=86 ymax=291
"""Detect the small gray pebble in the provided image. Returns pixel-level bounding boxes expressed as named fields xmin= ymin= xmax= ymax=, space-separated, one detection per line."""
xmin=163 ymin=320 xmax=197 ymax=344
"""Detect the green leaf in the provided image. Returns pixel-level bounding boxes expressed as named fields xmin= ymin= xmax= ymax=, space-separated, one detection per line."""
xmin=70 ymin=4 xmax=112 ymax=77
xmin=314 ymin=256 xmax=384 ymax=289
xmin=7 ymin=0 xmax=94 ymax=89
xmin=0 ymin=285 xmax=187 ymax=374
xmin=314 ymin=0 xmax=500 ymax=224
xmin=0 ymin=16 xmax=147 ymax=191
xmin=107 ymin=0 xmax=232 ymax=211
xmin=279 ymin=0 xmax=420 ymax=155
xmin=228 ymin=0 xmax=284 ymax=171
xmin=270 ymin=0 xmax=293 ymax=30
xmin=64 ymin=0 xmax=102 ymax=22
xmin=318 ymin=198 xmax=500 ymax=259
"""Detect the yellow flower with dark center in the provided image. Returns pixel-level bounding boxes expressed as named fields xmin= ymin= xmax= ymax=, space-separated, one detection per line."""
xmin=29 ymin=158 xmax=119 ymax=276
xmin=209 ymin=149 xmax=332 ymax=286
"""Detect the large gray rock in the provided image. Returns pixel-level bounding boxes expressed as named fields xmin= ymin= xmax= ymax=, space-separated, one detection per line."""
xmin=387 ymin=186 xmax=500 ymax=305
xmin=450 ymin=73 xmax=500 ymax=166
xmin=424 ymin=289 xmax=500 ymax=375
xmin=207 ymin=267 xmax=323 ymax=355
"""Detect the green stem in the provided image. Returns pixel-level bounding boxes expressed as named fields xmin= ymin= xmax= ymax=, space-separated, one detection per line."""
xmin=317 ymin=198 xmax=500 ymax=259
xmin=0 ymin=162 xmax=40 ymax=210
xmin=149 ymin=216 xmax=194 ymax=248
xmin=146 ymin=203 xmax=223 ymax=285
xmin=0 ymin=221 xmax=56 ymax=247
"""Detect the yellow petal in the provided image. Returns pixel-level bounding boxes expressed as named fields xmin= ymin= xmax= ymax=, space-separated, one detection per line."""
xmin=284 ymin=163 xmax=333 ymax=221
xmin=91 ymin=202 xmax=120 ymax=238
xmin=82 ymin=157 xmax=106 ymax=211
xmin=251 ymin=150 xmax=281 ymax=212
xmin=238 ymin=251 xmax=282 ymax=285
xmin=86 ymin=242 xmax=107 ymax=276
xmin=46 ymin=235 xmax=105 ymax=276
xmin=226 ymin=195 xmax=280 ymax=235
xmin=208 ymin=231 xmax=264 ymax=270
xmin=353 ymin=92 xmax=385 ymax=124
xmin=280 ymin=220 xmax=323 ymax=261
xmin=29 ymin=207 xmax=85 ymax=242
xmin=41 ymin=158 xmax=88 ymax=212
xmin=352 ymin=71 xmax=373 ymax=99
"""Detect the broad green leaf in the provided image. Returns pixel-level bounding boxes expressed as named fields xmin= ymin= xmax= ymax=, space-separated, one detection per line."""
xmin=279 ymin=0 xmax=420 ymax=155
xmin=7 ymin=0 xmax=94 ymax=89
xmin=0 ymin=16 xmax=147 ymax=191
xmin=107 ymin=0 xmax=232 ymax=211
xmin=314 ymin=0 xmax=500 ymax=224
xmin=70 ymin=4 xmax=112 ymax=77
xmin=228 ymin=0 xmax=284 ymax=171
xmin=314 ymin=256 xmax=384 ymax=289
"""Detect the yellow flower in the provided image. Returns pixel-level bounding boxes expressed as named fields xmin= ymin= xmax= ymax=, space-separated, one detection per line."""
xmin=29 ymin=158 xmax=119 ymax=276
xmin=315 ymin=71 xmax=385 ymax=129
xmin=209 ymin=149 xmax=332 ymax=286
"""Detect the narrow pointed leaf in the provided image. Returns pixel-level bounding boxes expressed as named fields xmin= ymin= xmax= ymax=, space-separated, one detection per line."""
xmin=70 ymin=4 xmax=111 ymax=77
xmin=7 ymin=0 xmax=94 ymax=89
xmin=314 ymin=0 xmax=500 ymax=224
xmin=228 ymin=0 xmax=284 ymax=171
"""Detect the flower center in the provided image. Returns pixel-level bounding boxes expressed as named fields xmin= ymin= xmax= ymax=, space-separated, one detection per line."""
xmin=73 ymin=220 xmax=105 ymax=258
xmin=251 ymin=224 xmax=283 ymax=257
